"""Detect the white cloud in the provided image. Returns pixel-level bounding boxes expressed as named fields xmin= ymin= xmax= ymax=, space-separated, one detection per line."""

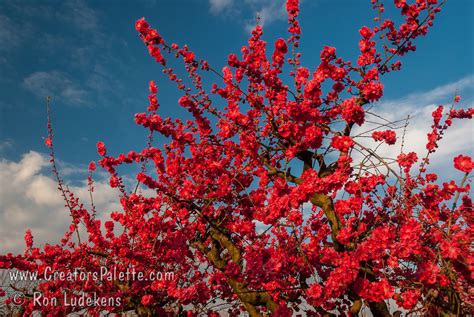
xmin=375 ymin=75 xmax=473 ymax=111
xmin=209 ymin=0 xmax=233 ymax=14
xmin=0 ymin=151 xmax=120 ymax=254
xmin=352 ymin=75 xmax=474 ymax=177
xmin=0 ymin=139 xmax=14 ymax=151
xmin=22 ymin=71 xmax=88 ymax=106
xmin=2 ymin=1 xmax=131 ymax=109
xmin=208 ymin=0 xmax=291 ymax=33
xmin=244 ymin=0 xmax=287 ymax=32
xmin=62 ymin=0 xmax=99 ymax=31
xmin=6 ymin=0 xmax=98 ymax=32
xmin=0 ymin=14 xmax=20 ymax=52
xmin=0 ymin=0 xmax=98 ymax=55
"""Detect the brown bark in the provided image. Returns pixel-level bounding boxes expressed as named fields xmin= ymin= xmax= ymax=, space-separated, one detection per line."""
xmin=193 ymin=228 xmax=278 ymax=317
xmin=367 ymin=300 xmax=392 ymax=317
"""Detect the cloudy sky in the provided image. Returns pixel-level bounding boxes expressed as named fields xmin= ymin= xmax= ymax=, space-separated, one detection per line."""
xmin=0 ymin=0 xmax=473 ymax=253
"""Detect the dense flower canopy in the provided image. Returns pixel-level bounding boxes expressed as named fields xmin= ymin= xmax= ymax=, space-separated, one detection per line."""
xmin=1 ymin=0 xmax=473 ymax=316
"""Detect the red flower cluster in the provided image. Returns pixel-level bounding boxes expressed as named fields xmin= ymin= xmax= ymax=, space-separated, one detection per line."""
xmin=361 ymin=81 xmax=384 ymax=102
xmin=272 ymin=38 xmax=288 ymax=67
xmin=454 ymin=155 xmax=473 ymax=173
xmin=148 ymin=80 xmax=159 ymax=111
xmin=96 ymin=141 xmax=106 ymax=156
xmin=397 ymin=152 xmax=418 ymax=172
xmin=44 ymin=137 xmax=52 ymax=148
xmin=331 ymin=135 xmax=354 ymax=152
xmin=341 ymin=97 xmax=365 ymax=126
xmin=372 ymin=129 xmax=396 ymax=145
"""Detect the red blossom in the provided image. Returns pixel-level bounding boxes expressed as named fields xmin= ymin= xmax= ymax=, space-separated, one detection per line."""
xmin=397 ymin=152 xmax=418 ymax=172
xmin=274 ymin=38 xmax=288 ymax=54
xmin=359 ymin=26 xmax=374 ymax=38
xmin=306 ymin=283 xmax=322 ymax=301
xmin=24 ymin=229 xmax=33 ymax=249
xmin=141 ymin=294 xmax=153 ymax=306
xmin=109 ymin=175 xmax=119 ymax=188
xmin=372 ymin=130 xmax=396 ymax=145
xmin=135 ymin=17 xmax=149 ymax=34
xmin=397 ymin=289 xmax=421 ymax=310
xmin=286 ymin=0 xmax=299 ymax=15
xmin=331 ymin=135 xmax=354 ymax=152
xmin=96 ymin=141 xmax=106 ymax=156
xmin=361 ymin=81 xmax=384 ymax=101
xmin=295 ymin=67 xmax=309 ymax=85
xmin=432 ymin=105 xmax=443 ymax=125
xmin=149 ymin=80 xmax=157 ymax=94
xmin=44 ymin=137 xmax=52 ymax=148
xmin=454 ymin=155 xmax=473 ymax=173
xmin=341 ymin=97 xmax=365 ymax=126
xmin=145 ymin=28 xmax=162 ymax=44
xmin=88 ymin=162 xmax=96 ymax=171
xmin=184 ymin=51 xmax=195 ymax=63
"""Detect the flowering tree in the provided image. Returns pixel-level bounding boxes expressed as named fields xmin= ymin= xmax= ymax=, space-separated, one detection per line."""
xmin=1 ymin=0 xmax=473 ymax=316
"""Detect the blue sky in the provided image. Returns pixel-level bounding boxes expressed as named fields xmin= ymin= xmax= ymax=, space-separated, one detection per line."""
xmin=0 ymin=0 xmax=473 ymax=252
